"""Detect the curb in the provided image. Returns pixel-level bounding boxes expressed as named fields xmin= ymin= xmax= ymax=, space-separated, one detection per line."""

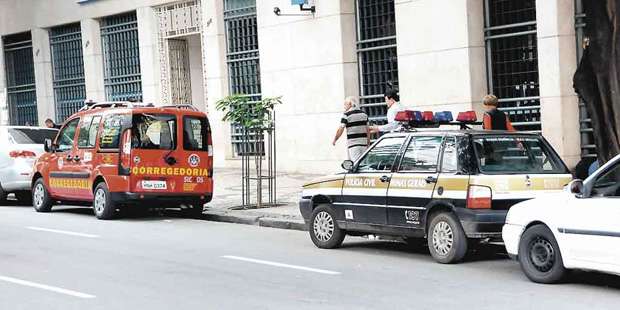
xmin=204 ymin=211 xmax=307 ymax=231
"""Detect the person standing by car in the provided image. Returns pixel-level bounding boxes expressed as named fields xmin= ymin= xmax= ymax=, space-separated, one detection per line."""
xmin=44 ymin=118 xmax=61 ymax=129
xmin=332 ymin=96 xmax=370 ymax=161
xmin=482 ymin=94 xmax=515 ymax=131
xmin=369 ymin=88 xmax=404 ymax=133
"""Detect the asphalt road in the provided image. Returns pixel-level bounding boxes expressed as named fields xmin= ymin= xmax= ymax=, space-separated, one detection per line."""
xmin=1 ymin=202 xmax=620 ymax=310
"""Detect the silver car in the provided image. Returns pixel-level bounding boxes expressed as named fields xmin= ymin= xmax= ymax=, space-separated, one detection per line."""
xmin=0 ymin=126 xmax=58 ymax=204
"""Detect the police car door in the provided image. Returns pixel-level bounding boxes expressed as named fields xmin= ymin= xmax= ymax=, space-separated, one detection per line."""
xmin=341 ymin=136 xmax=406 ymax=226
xmin=387 ymin=136 xmax=443 ymax=227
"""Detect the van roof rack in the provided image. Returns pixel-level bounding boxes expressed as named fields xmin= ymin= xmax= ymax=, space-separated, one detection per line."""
xmin=160 ymin=104 xmax=199 ymax=111
xmin=79 ymin=101 xmax=154 ymax=111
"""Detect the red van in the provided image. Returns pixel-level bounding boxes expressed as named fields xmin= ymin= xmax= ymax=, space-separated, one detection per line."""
xmin=31 ymin=102 xmax=213 ymax=219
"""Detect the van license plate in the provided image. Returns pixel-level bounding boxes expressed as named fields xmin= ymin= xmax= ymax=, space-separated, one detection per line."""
xmin=142 ymin=180 xmax=167 ymax=190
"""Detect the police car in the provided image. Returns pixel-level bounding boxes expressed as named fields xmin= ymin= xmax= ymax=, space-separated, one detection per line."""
xmin=300 ymin=110 xmax=572 ymax=264
xmin=31 ymin=101 xmax=213 ymax=220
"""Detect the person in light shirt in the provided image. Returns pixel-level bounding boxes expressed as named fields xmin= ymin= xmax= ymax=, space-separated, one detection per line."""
xmin=369 ymin=89 xmax=404 ymax=133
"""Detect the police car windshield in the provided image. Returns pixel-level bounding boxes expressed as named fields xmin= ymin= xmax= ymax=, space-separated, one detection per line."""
xmin=132 ymin=114 xmax=176 ymax=150
xmin=473 ymin=136 xmax=567 ymax=174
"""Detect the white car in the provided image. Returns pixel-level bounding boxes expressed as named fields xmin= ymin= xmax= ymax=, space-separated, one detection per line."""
xmin=503 ymin=154 xmax=620 ymax=283
xmin=0 ymin=126 xmax=58 ymax=204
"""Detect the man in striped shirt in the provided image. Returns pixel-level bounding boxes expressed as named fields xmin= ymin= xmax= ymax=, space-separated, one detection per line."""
xmin=332 ymin=96 xmax=370 ymax=161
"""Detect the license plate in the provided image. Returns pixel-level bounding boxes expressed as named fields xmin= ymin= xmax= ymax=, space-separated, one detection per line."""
xmin=141 ymin=180 xmax=167 ymax=190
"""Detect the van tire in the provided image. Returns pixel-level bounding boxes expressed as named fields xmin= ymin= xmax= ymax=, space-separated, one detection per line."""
xmin=93 ymin=182 xmax=116 ymax=220
xmin=32 ymin=178 xmax=53 ymax=212
xmin=309 ymin=204 xmax=345 ymax=249
xmin=427 ymin=212 xmax=468 ymax=264
xmin=183 ymin=201 xmax=204 ymax=219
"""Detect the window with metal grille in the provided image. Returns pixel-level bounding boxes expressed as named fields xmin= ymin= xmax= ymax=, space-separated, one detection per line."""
xmin=3 ymin=32 xmax=38 ymax=126
xmin=356 ymin=0 xmax=398 ymax=126
xmin=224 ymin=0 xmax=262 ymax=156
xmin=574 ymin=0 xmax=596 ymax=158
xmin=101 ymin=12 xmax=142 ymax=102
xmin=50 ymin=23 xmax=86 ymax=122
xmin=484 ymin=0 xmax=540 ymax=132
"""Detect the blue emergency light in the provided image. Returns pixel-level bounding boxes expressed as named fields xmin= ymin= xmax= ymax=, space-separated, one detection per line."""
xmin=434 ymin=111 xmax=453 ymax=122
xmin=291 ymin=0 xmax=307 ymax=4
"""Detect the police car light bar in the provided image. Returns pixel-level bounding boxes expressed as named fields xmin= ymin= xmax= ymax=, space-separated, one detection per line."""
xmin=395 ymin=110 xmax=481 ymax=129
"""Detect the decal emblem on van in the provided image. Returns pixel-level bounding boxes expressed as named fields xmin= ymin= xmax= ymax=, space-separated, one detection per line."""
xmin=58 ymin=158 xmax=64 ymax=169
xmin=133 ymin=156 xmax=141 ymax=165
xmin=188 ymin=154 xmax=200 ymax=167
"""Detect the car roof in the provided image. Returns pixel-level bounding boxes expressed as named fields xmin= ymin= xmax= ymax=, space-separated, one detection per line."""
xmin=0 ymin=126 xmax=57 ymax=130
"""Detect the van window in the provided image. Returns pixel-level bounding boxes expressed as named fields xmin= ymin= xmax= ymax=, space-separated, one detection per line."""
xmin=132 ymin=114 xmax=176 ymax=150
xmin=100 ymin=114 xmax=124 ymax=149
xmin=78 ymin=116 xmax=101 ymax=148
xmin=183 ymin=116 xmax=209 ymax=151
xmin=56 ymin=118 xmax=80 ymax=152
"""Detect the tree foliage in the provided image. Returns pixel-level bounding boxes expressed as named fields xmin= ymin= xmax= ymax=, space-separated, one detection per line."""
xmin=215 ymin=95 xmax=282 ymax=130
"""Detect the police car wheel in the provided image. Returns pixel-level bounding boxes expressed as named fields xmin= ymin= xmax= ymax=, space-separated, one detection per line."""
xmin=518 ymin=224 xmax=566 ymax=284
xmin=309 ymin=205 xmax=345 ymax=249
xmin=93 ymin=183 xmax=116 ymax=220
xmin=32 ymin=178 xmax=53 ymax=212
xmin=428 ymin=212 xmax=467 ymax=264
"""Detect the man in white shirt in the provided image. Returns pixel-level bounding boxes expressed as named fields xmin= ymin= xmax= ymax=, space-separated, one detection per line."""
xmin=370 ymin=89 xmax=404 ymax=133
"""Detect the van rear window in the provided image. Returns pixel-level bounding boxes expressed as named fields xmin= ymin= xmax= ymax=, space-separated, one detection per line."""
xmin=473 ymin=136 xmax=568 ymax=174
xmin=183 ymin=116 xmax=209 ymax=151
xmin=132 ymin=114 xmax=176 ymax=150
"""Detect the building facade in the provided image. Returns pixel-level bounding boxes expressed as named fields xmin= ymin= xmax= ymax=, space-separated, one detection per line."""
xmin=0 ymin=0 xmax=583 ymax=174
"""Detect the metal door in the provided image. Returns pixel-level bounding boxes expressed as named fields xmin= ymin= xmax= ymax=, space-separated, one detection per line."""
xmin=168 ymin=39 xmax=192 ymax=104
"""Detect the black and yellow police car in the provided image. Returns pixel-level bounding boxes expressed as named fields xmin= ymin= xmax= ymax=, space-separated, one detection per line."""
xmin=299 ymin=110 xmax=572 ymax=264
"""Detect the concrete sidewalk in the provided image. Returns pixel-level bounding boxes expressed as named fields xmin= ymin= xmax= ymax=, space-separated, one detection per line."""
xmin=203 ymin=168 xmax=321 ymax=231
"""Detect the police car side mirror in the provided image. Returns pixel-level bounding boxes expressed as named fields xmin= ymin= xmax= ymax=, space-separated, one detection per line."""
xmin=44 ymin=139 xmax=53 ymax=153
xmin=567 ymin=179 xmax=584 ymax=196
xmin=341 ymin=160 xmax=354 ymax=172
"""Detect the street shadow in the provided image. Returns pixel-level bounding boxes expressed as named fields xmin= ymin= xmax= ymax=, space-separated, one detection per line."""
xmin=567 ymin=270 xmax=620 ymax=290
xmin=49 ymin=205 xmax=205 ymax=221
xmin=340 ymin=238 xmax=508 ymax=263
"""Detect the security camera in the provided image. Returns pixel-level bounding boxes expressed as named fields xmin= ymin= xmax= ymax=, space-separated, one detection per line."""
xmin=273 ymin=7 xmax=281 ymax=15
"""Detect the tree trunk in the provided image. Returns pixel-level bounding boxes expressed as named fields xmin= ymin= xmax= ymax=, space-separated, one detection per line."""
xmin=573 ymin=0 xmax=620 ymax=164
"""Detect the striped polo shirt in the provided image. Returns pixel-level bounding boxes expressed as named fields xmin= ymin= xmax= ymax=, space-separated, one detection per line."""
xmin=341 ymin=108 xmax=369 ymax=149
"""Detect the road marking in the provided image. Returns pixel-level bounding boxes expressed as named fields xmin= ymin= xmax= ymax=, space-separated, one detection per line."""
xmin=0 ymin=275 xmax=96 ymax=299
xmin=221 ymin=255 xmax=341 ymax=275
xmin=25 ymin=226 xmax=100 ymax=238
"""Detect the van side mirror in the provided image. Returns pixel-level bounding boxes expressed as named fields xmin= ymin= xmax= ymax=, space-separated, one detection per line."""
xmin=341 ymin=160 xmax=354 ymax=172
xmin=44 ymin=139 xmax=53 ymax=153
xmin=567 ymin=179 xmax=584 ymax=196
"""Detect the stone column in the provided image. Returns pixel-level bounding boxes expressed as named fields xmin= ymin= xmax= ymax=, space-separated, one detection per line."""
xmin=137 ymin=6 xmax=162 ymax=104
xmin=81 ymin=18 xmax=106 ymax=103
xmin=203 ymin=0 xmax=235 ymax=167
xmin=0 ymin=39 xmax=7 ymax=125
xmin=394 ymin=0 xmax=487 ymax=115
xmin=31 ymin=28 xmax=55 ymax=126
xmin=255 ymin=0 xmax=358 ymax=173
xmin=536 ymin=0 xmax=581 ymax=168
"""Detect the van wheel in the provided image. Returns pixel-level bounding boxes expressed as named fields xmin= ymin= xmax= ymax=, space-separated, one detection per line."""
xmin=182 ymin=201 xmax=204 ymax=218
xmin=309 ymin=204 xmax=345 ymax=249
xmin=15 ymin=191 xmax=32 ymax=205
xmin=32 ymin=178 xmax=53 ymax=212
xmin=518 ymin=224 xmax=566 ymax=284
xmin=93 ymin=183 xmax=116 ymax=220
xmin=428 ymin=212 xmax=468 ymax=264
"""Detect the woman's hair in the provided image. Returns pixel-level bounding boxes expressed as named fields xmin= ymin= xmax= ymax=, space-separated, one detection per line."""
xmin=483 ymin=94 xmax=499 ymax=106
xmin=345 ymin=96 xmax=359 ymax=109
xmin=384 ymin=89 xmax=400 ymax=102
